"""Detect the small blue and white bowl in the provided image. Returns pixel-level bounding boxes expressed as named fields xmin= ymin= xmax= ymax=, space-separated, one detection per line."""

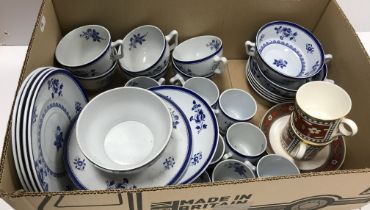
xmin=75 ymin=61 xmax=117 ymax=91
xmin=173 ymin=35 xmax=228 ymax=77
xmin=56 ymin=25 xmax=124 ymax=77
xmin=118 ymin=25 xmax=178 ymax=77
xmin=245 ymin=21 xmax=332 ymax=81
xmin=170 ymin=59 xmax=214 ymax=85
xmin=118 ymin=59 xmax=168 ymax=81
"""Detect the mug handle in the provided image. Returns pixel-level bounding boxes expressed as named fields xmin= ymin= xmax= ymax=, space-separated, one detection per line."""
xmin=165 ymin=30 xmax=179 ymax=51
xmin=332 ymin=118 xmax=358 ymax=138
xmin=222 ymin=152 xmax=232 ymax=160
xmin=324 ymin=54 xmax=333 ymax=64
xmin=324 ymin=79 xmax=335 ymax=84
xmin=111 ymin=39 xmax=124 ymax=60
xmin=169 ymin=73 xmax=185 ymax=85
xmin=213 ymin=56 xmax=228 ymax=74
xmin=292 ymin=141 xmax=308 ymax=160
xmin=245 ymin=41 xmax=256 ymax=57
xmin=157 ymin=78 xmax=166 ymax=85
xmin=212 ymin=108 xmax=221 ymax=116
xmin=243 ymin=160 xmax=256 ymax=171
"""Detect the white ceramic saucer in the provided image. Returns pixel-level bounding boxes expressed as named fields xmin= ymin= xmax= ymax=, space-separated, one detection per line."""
xmin=12 ymin=67 xmax=51 ymax=191
xmin=260 ymin=102 xmax=346 ymax=172
xmin=150 ymin=86 xmax=219 ymax=184
xmin=26 ymin=69 xmax=88 ymax=192
xmin=65 ymin=95 xmax=192 ymax=189
xmin=247 ymin=72 xmax=286 ymax=104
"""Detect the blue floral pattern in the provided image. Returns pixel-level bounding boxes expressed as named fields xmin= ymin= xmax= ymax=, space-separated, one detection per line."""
xmin=106 ymin=178 xmax=137 ymax=189
xmin=306 ymin=43 xmax=314 ymax=54
xmin=177 ymin=64 xmax=193 ymax=76
xmin=163 ymin=156 xmax=175 ymax=170
xmin=32 ymin=106 xmax=38 ymax=124
xmin=312 ymin=60 xmax=320 ymax=71
xmin=189 ymin=100 xmax=208 ymax=134
xmin=206 ymin=39 xmax=221 ymax=51
xmin=73 ymin=157 xmax=86 ymax=171
xmin=191 ymin=152 xmax=203 ymax=166
xmin=227 ymin=162 xmax=247 ymax=177
xmin=35 ymin=156 xmax=48 ymax=191
xmin=274 ymin=26 xmax=298 ymax=42
xmin=210 ymin=61 xmax=221 ymax=71
xmin=273 ymin=59 xmax=288 ymax=69
xmin=75 ymin=101 xmax=82 ymax=114
xmin=47 ymin=78 xmax=63 ymax=99
xmin=151 ymin=59 xmax=168 ymax=76
xmin=129 ymin=32 xmax=148 ymax=50
xmin=54 ymin=126 xmax=64 ymax=151
xmin=80 ymin=28 xmax=105 ymax=42
xmin=259 ymin=34 xmax=265 ymax=43
xmin=170 ymin=109 xmax=180 ymax=129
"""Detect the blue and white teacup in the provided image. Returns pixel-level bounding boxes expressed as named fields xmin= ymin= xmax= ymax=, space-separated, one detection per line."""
xmin=214 ymin=89 xmax=257 ymax=134
xmin=212 ymin=159 xmax=256 ymax=182
xmin=222 ymin=122 xmax=267 ymax=165
xmin=56 ymin=25 xmax=124 ymax=77
xmin=245 ymin=21 xmax=332 ymax=83
xmin=76 ymin=61 xmax=117 ymax=91
xmin=170 ymin=59 xmax=214 ymax=85
xmin=118 ymin=25 xmax=178 ymax=77
xmin=173 ymin=35 xmax=228 ymax=76
xmin=125 ymin=76 xmax=165 ymax=89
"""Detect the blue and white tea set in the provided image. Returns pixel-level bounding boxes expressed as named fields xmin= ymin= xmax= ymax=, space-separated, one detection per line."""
xmin=12 ymin=21 xmax=349 ymax=192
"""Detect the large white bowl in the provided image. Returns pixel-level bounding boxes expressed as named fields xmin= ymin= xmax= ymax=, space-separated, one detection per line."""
xmin=76 ymin=87 xmax=172 ymax=173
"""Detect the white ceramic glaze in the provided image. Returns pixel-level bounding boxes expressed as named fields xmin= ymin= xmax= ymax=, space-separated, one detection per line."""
xmin=65 ymin=95 xmax=192 ymax=189
xmin=256 ymin=154 xmax=300 ymax=177
xmin=76 ymin=61 xmax=117 ymax=91
xmin=150 ymin=86 xmax=218 ymax=184
xmin=246 ymin=21 xmax=329 ymax=79
xmin=12 ymin=67 xmax=52 ymax=192
xmin=223 ymin=122 xmax=267 ymax=164
xmin=119 ymin=63 xmax=167 ymax=81
xmin=173 ymin=36 xmax=228 ymax=76
xmin=56 ymin=25 xmax=123 ymax=77
xmin=212 ymin=159 xmax=255 ymax=182
xmin=215 ymin=89 xmax=257 ymax=134
xmin=76 ymin=87 xmax=172 ymax=173
xmin=25 ymin=69 xmax=88 ymax=192
xmin=125 ymin=76 xmax=165 ymax=89
xmin=210 ymin=134 xmax=225 ymax=165
xmin=119 ymin=25 xmax=177 ymax=76
xmin=169 ymin=60 xmax=214 ymax=86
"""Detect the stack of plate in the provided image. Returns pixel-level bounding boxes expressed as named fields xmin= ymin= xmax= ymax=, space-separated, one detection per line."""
xmin=11 ymin=67 xmax=88 ymax=192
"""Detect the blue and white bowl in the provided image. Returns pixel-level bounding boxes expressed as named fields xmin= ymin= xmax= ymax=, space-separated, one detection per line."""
xmin=76 ymin=61 xmax=117 ymax=91
xmin=246 ymin=21 xmax=332 ymax=80
xmin=118 ymin=59 xmax=168 ymax=81
xmin=118 ymin=25 xmax=178 ymax=77
xmin=56 ymin=25 xmax=124 ymax=77
xmin=170 ymin=59 xmax=214 ymax=85
xmin=173 ymin=35 xmax=228 ymax=77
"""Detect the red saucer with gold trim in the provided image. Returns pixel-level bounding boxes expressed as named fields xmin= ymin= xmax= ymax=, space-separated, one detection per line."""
xmin=259 ymin=102 xmax=346 ymax=172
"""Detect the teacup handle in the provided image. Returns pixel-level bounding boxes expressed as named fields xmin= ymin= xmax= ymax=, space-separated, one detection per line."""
xmin=212 ymin=108 xmax=221 ymax=116
xmin=245 ymin=41 xmax=256 ymax=57
xmin=157 ymin=78 xmax=166 ymax=85
xmin=222 ymin=152 xmax=232 ymax=160
xmin=243 ymin=160 xmax=256 ymax=171
xmin=111 ymin=40 xmax=124 ymax=60
xmin=324 ymin=54 xmax=333 ymax=64
xmin=213 ymin=56 xmax=228 ymax=74
xmin=292 ymin=141 xmax=308 ymax=160
xmin=332 ymin=118 xmax=358 ymax=138
xmin=165 ymin=30 xmax=179 ymax=51
xmin=169 ymin=73 xmax=185 ymax=85
xmin=324 ymin=79 xmax=335 ymax=84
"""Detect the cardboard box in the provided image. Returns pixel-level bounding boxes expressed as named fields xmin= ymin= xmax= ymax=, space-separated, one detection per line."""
xmin=1 ymin=0 xmax=370 ymax=209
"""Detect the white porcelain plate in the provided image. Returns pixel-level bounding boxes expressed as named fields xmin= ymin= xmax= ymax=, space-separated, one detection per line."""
xmin=27 ymin=69 xmax=88 ymax=192
xmin=65 ymin=95 xmax=192 ymax=189
xmin=150 ymin=86 xmax=218 ymax=184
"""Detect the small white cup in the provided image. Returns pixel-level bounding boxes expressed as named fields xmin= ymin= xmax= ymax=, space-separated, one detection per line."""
xmin=223 ymin=122 xmax=267 ymax=164
xmin=212 ymin=159 xmax=256 ymax=182
xmin=210 ymin=134 xmax=226 ymax=165
xmin=214 ymin=89 xmax=257 ymax=134
xmin=56 ymin=25 xmax=124 ymax=77
xmin=125 ymin=76 xmax=165 ymax=89
xmin=256 ymin=154 xmax=300 ymax=178
xmin=173 ymin=35 xmax=228 ymax=76
xmin=171 ymin=77 xmax=219 ymax=107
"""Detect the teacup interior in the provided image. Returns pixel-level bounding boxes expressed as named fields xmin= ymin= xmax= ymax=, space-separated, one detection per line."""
xmin=256 ymin=21 xmax=323 ymax=78
xmin=184 ymin=77 xmax=219 ymax=106
xmin=120 ymin=26 xmax=165 ymax=72
xmin=126 ymin=77 xmax=159 ymax=89
xmin=257 ymin=155 xmax=300 ymax=177
xmin=219 ymin=89 xmax=257 ymax=120
xmin=77 ymin=87 xmax=171 ymax=171
xmin=173 ymin=36 xmax=222 ymax=62
xmin=56 ymin=25 xmax=110 ymax=67
xmin=296 ymin=81 xmax=352 ymax=120
xmin=227 ymin=123 xmax=267 ymax=157
xmin=212 ymin=160 xmax=255 ymax=181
